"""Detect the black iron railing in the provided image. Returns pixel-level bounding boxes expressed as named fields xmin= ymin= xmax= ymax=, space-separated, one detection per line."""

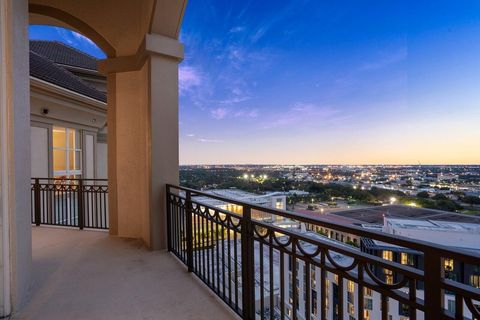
xmin=31 ymin=178 xmax=109 ymax=230
xmin=166 ymin=184 xmax=480 ymax=320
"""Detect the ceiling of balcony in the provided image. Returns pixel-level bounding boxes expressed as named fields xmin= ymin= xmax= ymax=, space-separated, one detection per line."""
xmin=28 ymin=0 xmax=186 ymax=57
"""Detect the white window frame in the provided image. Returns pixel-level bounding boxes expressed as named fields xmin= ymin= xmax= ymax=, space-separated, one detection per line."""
xmin=53 ymin=127 xmax=82 ymax=178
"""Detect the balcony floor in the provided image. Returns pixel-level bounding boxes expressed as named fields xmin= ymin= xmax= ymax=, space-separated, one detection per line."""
xmin=18 ymin=227 xmax=237 ymax=320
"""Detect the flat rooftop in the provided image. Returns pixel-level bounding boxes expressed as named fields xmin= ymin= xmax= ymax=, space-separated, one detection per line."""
xmin=386 ymin=218 xmax=480 ymax=233
xmin=194 ymin=188 xmax=283 ymax=208
xmin=331 ymin=205 xmax=480 ymax=225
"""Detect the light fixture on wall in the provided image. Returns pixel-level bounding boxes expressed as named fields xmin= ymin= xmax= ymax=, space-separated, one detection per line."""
xmin=41 ymin=108 xmax=49 ymax=115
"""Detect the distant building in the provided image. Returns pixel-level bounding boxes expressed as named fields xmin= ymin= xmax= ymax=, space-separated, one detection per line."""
xmin=330 ymin=204 xmax=480 ymax=225
xmin=284 ymin=216 xmax=480 ymax=320
xmin=288 ymin=190 xmax=310 ymax=196
xmin=363 ymin=218 xmax=480 ymax=290
xmin=195 ymin=188 xmax=287 ymax=222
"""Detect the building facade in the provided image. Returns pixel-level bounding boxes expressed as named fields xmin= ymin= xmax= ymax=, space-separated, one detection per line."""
xmin=283 ymin=218 xmax=480 ymax=320
xmin=195 ymin=189 xmax=287 ymax=222
xmin=29 ymin=40 xmax=107 ymax=180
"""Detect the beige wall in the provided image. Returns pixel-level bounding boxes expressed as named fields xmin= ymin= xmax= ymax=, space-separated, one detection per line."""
xmin=0 ymin=0 xmax=32 ymax=316
xmin=106 ymin=46 xmax=182 ymax=250
xmin=149 ymin=54 xmax=180 ymax=249
xmin=30 ymin=126 xmax=49 ymax=177
xmin=110 ymin=63 xmax=150 ymax=245
xmin=96 ymin=140 xmax=108 ymax=179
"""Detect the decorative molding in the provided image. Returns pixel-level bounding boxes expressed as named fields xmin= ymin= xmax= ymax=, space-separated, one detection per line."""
xmin=98 ymin=33 xmax=183 ymax=74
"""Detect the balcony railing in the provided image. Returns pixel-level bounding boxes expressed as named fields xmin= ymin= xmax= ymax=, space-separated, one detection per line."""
xmin=31 ymin=178 xmax=109 ymax=230
xmin=166 ymin=184 xmax=480 ymax=320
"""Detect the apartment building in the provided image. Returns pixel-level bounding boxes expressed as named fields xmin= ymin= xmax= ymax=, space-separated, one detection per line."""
xmin=283 ymin=218 xmax=480 ymax=320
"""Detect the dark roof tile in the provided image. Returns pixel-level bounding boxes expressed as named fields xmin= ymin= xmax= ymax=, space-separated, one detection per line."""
xmin=30 ymin=40 xmax=99 ymax=70
xmin=30 ymin=50 xmax=106 ymax=103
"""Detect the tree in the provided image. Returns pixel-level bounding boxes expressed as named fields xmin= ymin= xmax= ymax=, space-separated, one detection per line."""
xmin=463 ymin=196 xmax=480 ymax=205
xmin=417 ymin=191 xmax=430 ymax=199
xmin=432 ymin=193 xmax=448 ymax=200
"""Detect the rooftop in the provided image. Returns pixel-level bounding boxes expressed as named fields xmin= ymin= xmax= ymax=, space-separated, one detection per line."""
xmin=386 ymin=218 xmax=480 ymax=233
xmin=195 ymin=188 xmax=283 ymax=208
xmin=30 ymin=40 xmax=98 ymax=71
xmin=29 ymin=41 xmax=106 ymax=103
xmin=331 ymin=204 xmax=480 ymax=225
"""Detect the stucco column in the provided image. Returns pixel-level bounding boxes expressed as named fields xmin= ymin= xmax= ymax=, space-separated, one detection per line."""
xmin=0 ymin=0 xmax=31 ymax=315
xmin=148 ymin=37 xmax=182 ymax=249
xmin=102 ymin=34 xmax=182 ymax=249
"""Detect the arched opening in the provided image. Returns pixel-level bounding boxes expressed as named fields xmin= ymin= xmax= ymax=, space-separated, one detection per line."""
xmin=28 ymin=4 xmax=116 ymax=58
xmin=28 ymin=25 xmax=110 ymax=230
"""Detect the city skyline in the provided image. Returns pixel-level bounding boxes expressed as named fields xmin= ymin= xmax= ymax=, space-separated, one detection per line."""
xmin=30 ymin=1 xmax=480 ymax=165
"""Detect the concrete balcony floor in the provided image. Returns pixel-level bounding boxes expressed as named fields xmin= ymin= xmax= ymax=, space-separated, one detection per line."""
xmin=17 ymin=227 xmax=237 ymax=320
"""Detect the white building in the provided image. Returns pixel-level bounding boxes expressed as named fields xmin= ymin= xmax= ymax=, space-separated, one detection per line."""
xmin=282 ymin=219 xmax=480 ymax=320
xmin=195 ymin=189 xmax=287 ymax=221
xmin=29 ymin=40 xmax=107 ymax=180
xmin=383 ymin=218 xmax=480 ymax=251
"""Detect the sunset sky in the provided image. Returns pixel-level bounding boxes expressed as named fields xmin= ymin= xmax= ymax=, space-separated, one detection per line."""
xmin=30 ymin=1 xmax=480 ymax=165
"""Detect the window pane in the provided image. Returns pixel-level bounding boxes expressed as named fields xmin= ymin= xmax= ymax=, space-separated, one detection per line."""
xmin=69 ymin=150 xmax=82 ymax=170
xmin=68 ymin=129 xmax=81 ymax=150
xmin=53 ymin=127 xmax=66 ymax=149
xmin=53 ymin=150 xmax=66 ymax=171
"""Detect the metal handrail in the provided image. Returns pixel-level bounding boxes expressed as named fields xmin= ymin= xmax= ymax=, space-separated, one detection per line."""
xmin=167 ymin=184 xmax=480 ymax=263
xmin=31 ymin=177 xmax=109 ymax=230
xmin=166 ymin=184 xmax=480 ymax=320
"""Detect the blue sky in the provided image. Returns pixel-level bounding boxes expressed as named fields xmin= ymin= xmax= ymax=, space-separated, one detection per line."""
xmin=29 ymin=1 xmax=480 ymax=164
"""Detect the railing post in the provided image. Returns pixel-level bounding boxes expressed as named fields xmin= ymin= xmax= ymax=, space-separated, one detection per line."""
xmin=78 ymin=179 xmax=84 ymax=230
xmin=241 ymin=206 xmax=255 ymax=320
xmin=34 ymin=178 xmax=41 ymax=226
xmin=166 ymin=185 xmax=172 ymax=252
xmin=185 ymin=190 xmax=194 ymax=272
xmin=423 ymin=251 xmax=444 ymax=320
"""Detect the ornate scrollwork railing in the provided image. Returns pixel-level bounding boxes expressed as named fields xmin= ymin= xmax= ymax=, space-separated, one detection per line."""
xmin=166 ymin=184 xmax=480 ymax=320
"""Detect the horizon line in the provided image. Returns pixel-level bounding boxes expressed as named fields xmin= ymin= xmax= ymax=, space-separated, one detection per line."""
xmin=179 ymin=163 xmax=480 ymax=166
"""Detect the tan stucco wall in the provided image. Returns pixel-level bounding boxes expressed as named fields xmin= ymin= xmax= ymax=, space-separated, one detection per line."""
xmin=149 ymin=54 xmax=180 ymax=249
xmin=112 ymin=63 xmax=151 ymax=245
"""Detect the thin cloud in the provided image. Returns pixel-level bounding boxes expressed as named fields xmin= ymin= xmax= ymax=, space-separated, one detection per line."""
xmin=198 ymin=138 xmax=224 ymax=143
xmin=179 ymin=65 xmax=203 ymax=94
xmin=234 ymin=108 xmax=259 ymax=118
xmin=360 ymin=48 xmax=407 ymax=71
xmin=251 ymin=27 xmax=267 ymax=43
xmin=217 ymin=96 xmax=251 ymax=104
xmin=210 ymin=107 xmax=229 ymax=119
xmin=229 ymin=26 xmax=246 ymax=33
xmin=263 ymin=102 xmax=340 ymax=129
